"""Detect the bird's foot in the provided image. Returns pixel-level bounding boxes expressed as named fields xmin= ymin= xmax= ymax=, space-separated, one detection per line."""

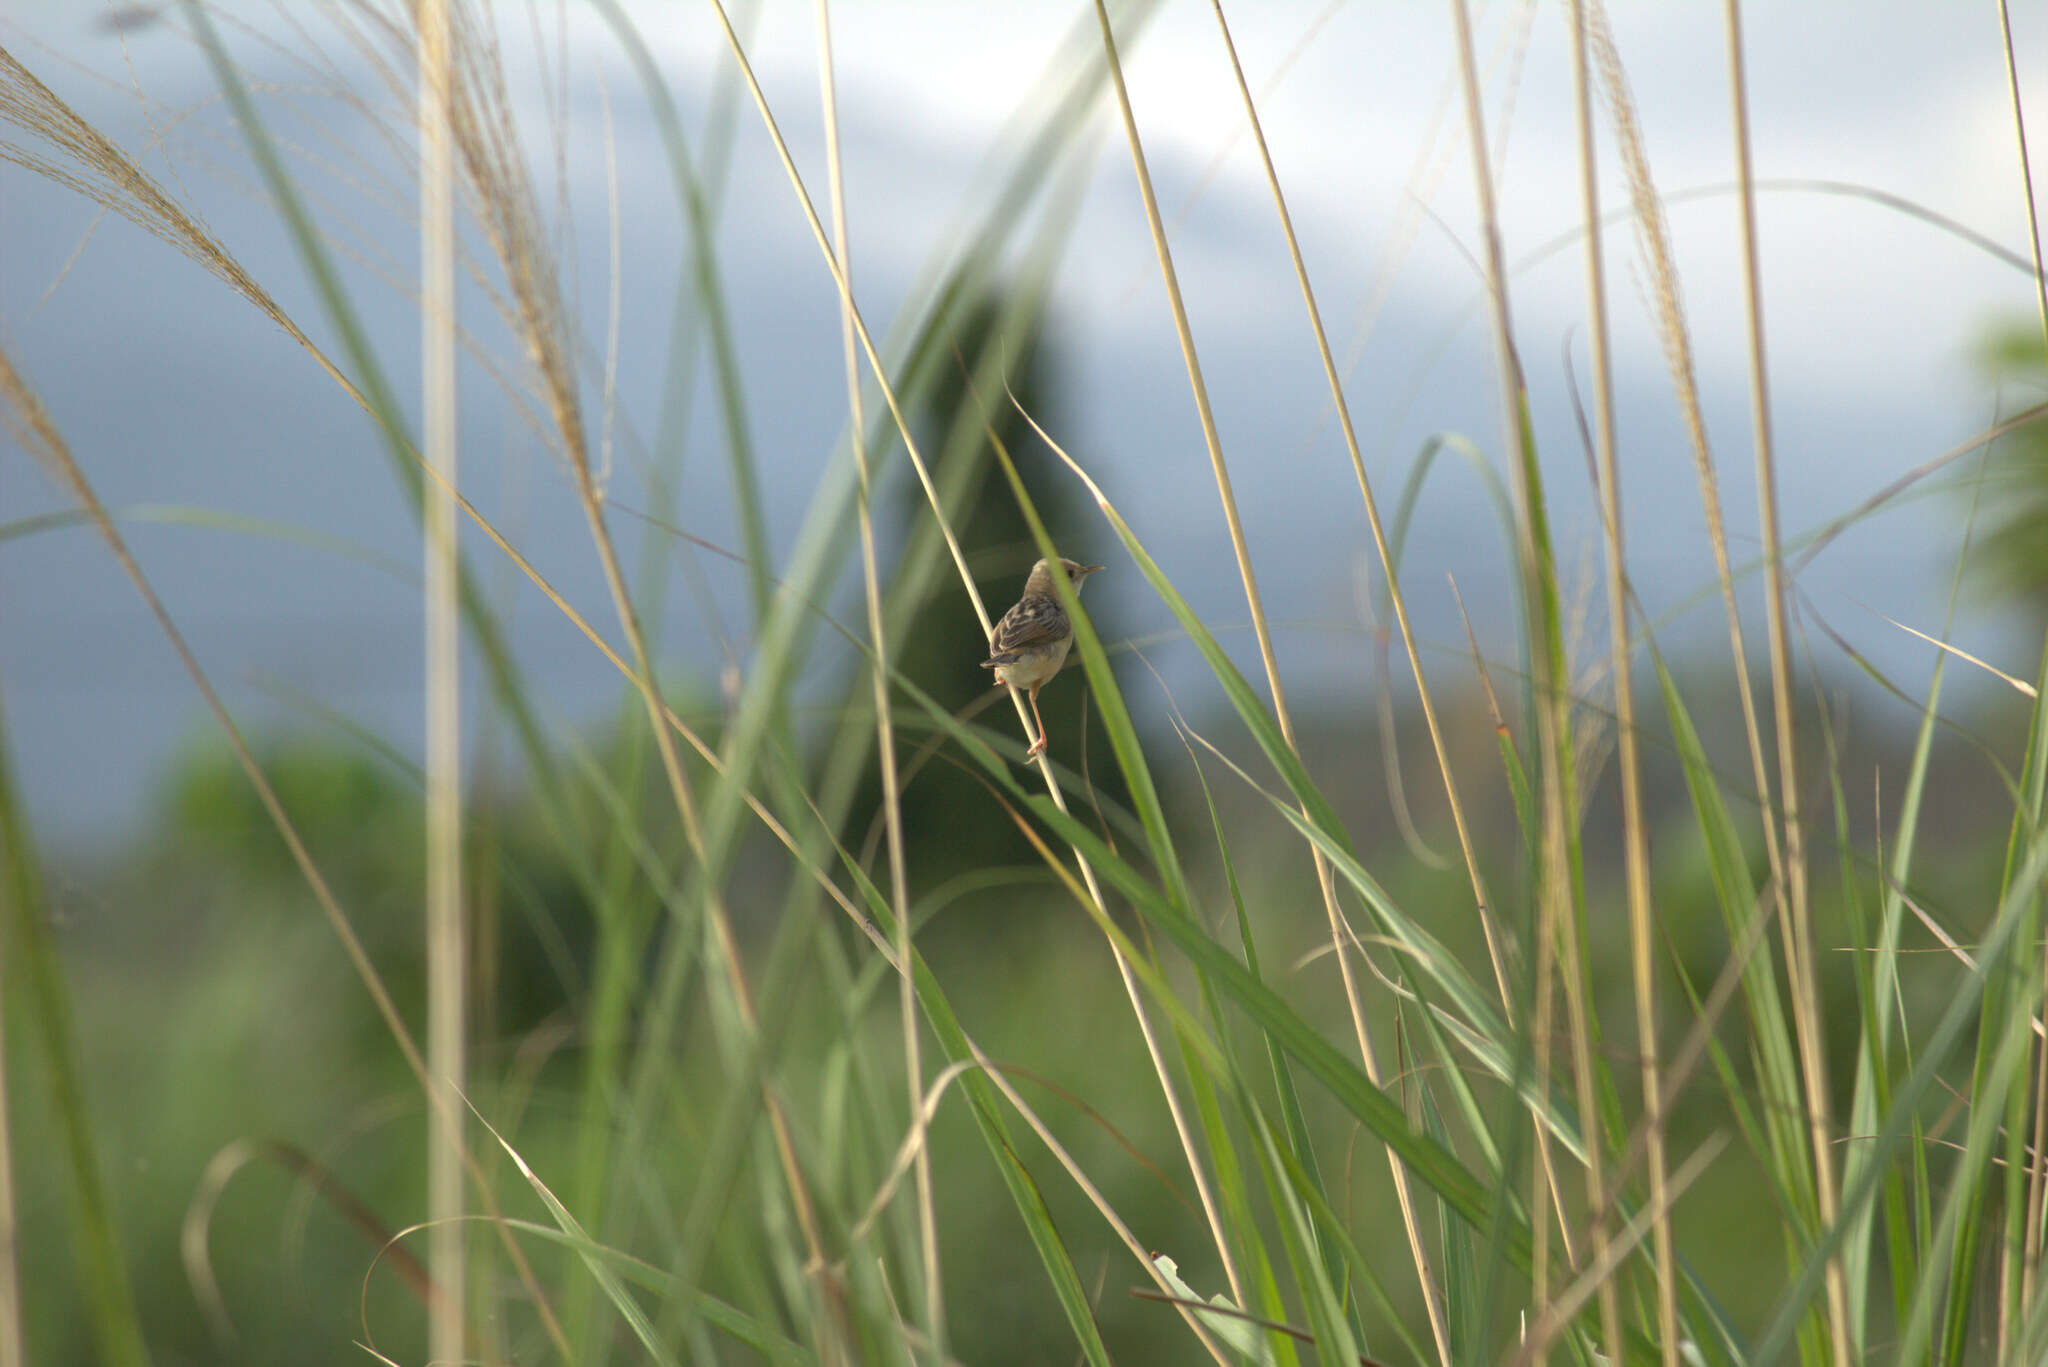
xmin=1025 ymin=736 xmax=1048 ymax=759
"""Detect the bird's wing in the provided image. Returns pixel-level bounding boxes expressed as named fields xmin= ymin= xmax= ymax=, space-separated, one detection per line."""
xmin=982 ymin=598 xmax=1068 ymax=664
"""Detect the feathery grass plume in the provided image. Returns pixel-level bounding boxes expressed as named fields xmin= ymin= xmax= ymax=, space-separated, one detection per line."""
xmin=1583 ymin=4 xmax=1835 ymax=1354
xmin=1564 ymin=0 xmax=1677 ymax=1359
xmin=0 ymin=43 xmax=356 ymax=398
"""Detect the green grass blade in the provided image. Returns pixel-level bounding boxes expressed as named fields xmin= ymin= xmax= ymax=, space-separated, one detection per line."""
xmin=1753 ymin=820 xmax=2048 ymax=1366
xmin=0 ymin=695 xmax=148 ymax=1367
xmin=472 ymin=1108 xmax=681 ymax=1367
xmin=827 ymin=844 xmax=1116 ymax=1366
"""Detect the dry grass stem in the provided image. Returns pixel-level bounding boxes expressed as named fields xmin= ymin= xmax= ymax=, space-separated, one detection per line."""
xmin=15 ymin=9 xmax=2048 ymax=1363
xmin=441 ymin=32 xmax=853 ymax=1357
xmin=1994 ymin=3 xmax=2048 ymax=1315
xmin=698 ymin=0 xmax=1250 ymax=1320
xmin=1719 ymin=5 xmax=1848 ymax=1360
xmin=1512 ymin=1136 xmax=1726 ymax=1367
xmin=0 ymin=334 xmax=571 ymax=1359
xmin=1446 ymin=0 xmax=1619 ymax=1354
xmin=813 ymin=0 xmax=941 ymax=1352
xmin=1583 ymin=0 xmax=1793 ymax=914
xmin=1198 ymin=1 xmax=1542 ymax=1354
xmin=415 ymin=4 xmax=466 ymax=1364
xmin=1565 ymin=0 xmax=1677 ymax=1355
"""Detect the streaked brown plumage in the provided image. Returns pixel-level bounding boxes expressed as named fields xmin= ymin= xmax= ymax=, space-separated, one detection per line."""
xmin=981 ymin=557 xmax=1104 ymax=758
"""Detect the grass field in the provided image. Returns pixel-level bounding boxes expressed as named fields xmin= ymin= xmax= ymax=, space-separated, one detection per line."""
xmin=6 ymin=3 xmax=2048 ymax=1365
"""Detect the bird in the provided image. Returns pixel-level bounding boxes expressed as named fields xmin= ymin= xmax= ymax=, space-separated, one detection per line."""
xmin=981 ymin=557 xmax=1104 ymax=759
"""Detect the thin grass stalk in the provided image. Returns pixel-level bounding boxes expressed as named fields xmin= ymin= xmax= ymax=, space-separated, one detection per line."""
xmin=1803 ymin=650 xmax=1890 ymax=1355
xmin=985 ymin=811 xmax=1397 ymax=1367
xmin=0 ymin=334 xmax=572 ymax=1357
xmin=1847 ymin=511 xmax=1970 ymax=1337
xmin=415 ymin=469 xmax=901 ymax=960
xmin=817 ymin=886 xmax=1120 ymax=1365
xmin=1751 ymin=794 xmax=2048 ymax=1364
xmin=1082 ymin=0 xmax=1296 ymax=737
xmin=1821 ymin=570 xmax=1979 ymax=1334
xmin=1719 ymin=6 xmax=1848 ymax=1363
xmin=1445 ymin=1 xmax=1617 ymax=1357
xmin=0 ymin=693 xmax=141 ymax=1367
xmin=33 ymin=27 xmax=677 ymax=1350
xmin=1538 ymin=873 xmax=1616 ymax=1351
xmin=1448 ymin=578 xmax=1584 ymax=1341
xmin=964 ymin=1041 xmax=1233 ymax=1367
xmin=698 ymin=0 xmax=1248 ymax=1310
xmin=1996 ymin=0 xmax=2048 ymax=362
xmin=1998 ymin=646 xmax=2048 ymax=1357
xmin=2026 ymin=863 xmax=2048 ymax=1332
xmin=1198 ymin=2 xmax=1506 ymax=1012
xmin=974 ymin=396 xmax=1275 ymax=1316
xmin=1088 ymin=0 xmax=1447 ymax=1336
xmin=0 ymin=859 xmax=17 ymax=1367
xmin=1900 ymin=962 xmax=2046 ymax=1365
xmin=0 ymin=32 xmax=537 ymax=744
xmin=1565 ymin=0 xmax=1676 ymax=1358
xmin=1015 ymin=407 xmax=1554 ymax=1320
xmin=120 ymin=0 xmax=644 ymax=1030
xmin=578 ymin=90 xmax=666 ymax=1342
xmin=560 ymin=185 xmax=853 ymax=1367
xmin=1586 ymin=5 xmax=1837 ymax=1347
xmin=1199 ymin=2 xmax=1524 ymax=1354
xmin=597 ymin=0 xmax=774 ymax=623
xmin=415 ymin=3 xmax=466 ymax=1362
xmin=540 ymin=10 xmax=714 ymax=1330
xmin=32 ymin=8 xmax=655 ymax=1130
xmin=816 ymin=278 xmax=1088 ymax=1258
xmin=1526 ymin=852 xmax=1560 ymax=1351
xmin=1513 ymin=1136 xmax=1725 ymax=1367
xmin=1995 ymin=0 xmax=2048 ymax=1326
xmin=812 ymin=238 xmax=1086 ymax=870
xmin=595 ymin=9 xmax=919 ymax=1333
xmin=157 ymin=14 xmax=836 ymax=1350
xmin=1943 ymin=625 xmax=2048 ymax=1362
xmin=701 ymin=0 xmax=984 ymax=624
xmin=811 ymin=763 xmax=1233 ymax=1365
xmin=813 ymin=1 xmax=940 ymax=1356
xmin=2018 ymin=862 xmax=2048 ymax=1339
xmin=399 ymin=6 xmax=848 ymax=1349
xmin=1582 ymin=6 xmax=1804 ymax=1165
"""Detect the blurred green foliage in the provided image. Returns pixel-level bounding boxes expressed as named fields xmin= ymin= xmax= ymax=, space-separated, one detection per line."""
xmin=1973 ymin=324 xmax=2048 ymax=609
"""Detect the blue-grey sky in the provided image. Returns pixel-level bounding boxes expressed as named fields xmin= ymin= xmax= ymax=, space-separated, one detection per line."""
xmin=4 ymin=1 xmax=2045 ymax=841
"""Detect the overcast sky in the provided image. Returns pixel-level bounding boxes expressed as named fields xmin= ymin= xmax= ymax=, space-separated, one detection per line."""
xmin=5 ymin=1 xmax=2047 ymax=840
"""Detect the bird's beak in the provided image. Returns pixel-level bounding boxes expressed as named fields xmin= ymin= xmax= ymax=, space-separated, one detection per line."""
xmin=1077 ymin=564 xmax=1105 ymax=578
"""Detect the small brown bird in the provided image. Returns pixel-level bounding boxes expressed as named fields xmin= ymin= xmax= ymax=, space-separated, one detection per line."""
xmin=981 ymin=557 xmax=1104 ymax=758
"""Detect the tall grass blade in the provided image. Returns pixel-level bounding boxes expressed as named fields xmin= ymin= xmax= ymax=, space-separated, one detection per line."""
xmin=0 ymin=690 xmax=145 ymax=1367
xmin=473 ymin=1108 xmax=682 ymax=1367
xmin=1091 ymin=0 xmax=1448 ymax=1334
xmin=1566 ymin=0 xmax=1677 ymax=1355
xmin=812 ymin=0 xmax=940 ymax=1353
xmin=1753 ymin=808 xmax=2048 ymax=1366
xmin=1719 ymin=7 xmax=1846 ymax=1360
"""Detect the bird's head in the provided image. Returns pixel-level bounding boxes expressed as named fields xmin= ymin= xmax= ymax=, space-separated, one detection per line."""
xmin=1026 ymin=557 xmax=1105 ymax=595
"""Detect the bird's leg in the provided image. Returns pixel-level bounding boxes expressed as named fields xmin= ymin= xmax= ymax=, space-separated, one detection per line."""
xmin=1025 ymin=685 xmax=1049 ymax=758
